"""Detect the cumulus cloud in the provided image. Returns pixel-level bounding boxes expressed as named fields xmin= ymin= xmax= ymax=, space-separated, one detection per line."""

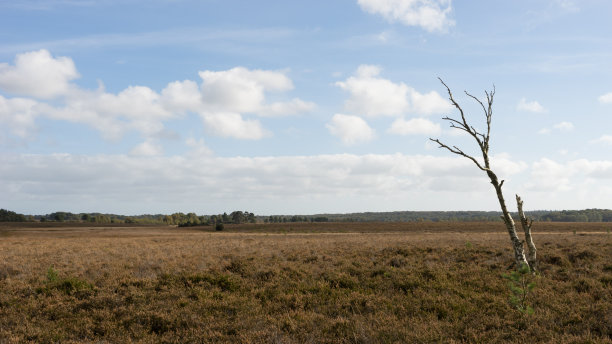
xmin=0 ymin=49 xmax=79 ymax=99
xmin=517 ymin=97 xmax=547 ymax=113
xmin=336 ymin=65 xmax=409 ymax=117
xmin=335 ymin=65 xmax=450 ymax=117
xmin=160 ymin=80 xmax=202 ymax=113
xmin=0 ymin=50 xmax=314 ymax=143
xmin=202 ymin=112 xmax=269 ymax=140
xmin=0 ymin=95 xmax=39 ymax=139
xmin=39 ymin=85 xmax=173 ymax=140
xmin=598 ymin=92 xmax=612 ymax=104
xmin=411 ymin=89 xmax=451 ymax=115
xmin=199 ymin=67 xmax=293 ymax=113
xmin=130 ymin=140 xmax=163 ymax=157
xmin=357 ymin=0 xmax=455 ymax=33
xmin=326 ymin=114 xmax=375 ymax=145
xmin=388 ymin=117 xmax=440 ymax=135
xmin=258 ymin=98 xmax=316 ymax=117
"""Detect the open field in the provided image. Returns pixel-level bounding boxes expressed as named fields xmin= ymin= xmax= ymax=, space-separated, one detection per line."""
xmin=0 ymin=222 xmax=610 ymax=343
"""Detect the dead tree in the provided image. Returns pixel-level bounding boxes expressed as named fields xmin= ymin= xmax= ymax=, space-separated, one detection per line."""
xmin=516 ymin=195 xmax=537 ymax=270
xmin=430 ymin=78 xmax=536 ymax=270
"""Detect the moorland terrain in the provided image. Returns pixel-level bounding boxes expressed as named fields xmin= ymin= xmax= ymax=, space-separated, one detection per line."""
xmin=0 ymin=221 xmax=610 ymax=343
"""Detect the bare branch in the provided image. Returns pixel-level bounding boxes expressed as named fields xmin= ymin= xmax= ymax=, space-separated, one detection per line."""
xmin=438 ymin=77 xmax=471 ymax=130
xmin=442 ymin=116 xmax=469 ymax=129
xmin=429 ymin=138 xmax=487 ymax=171
xmin=465 ymin=91 xmax=488 ymax=118
xmin=432 ymin=78 xmax=530 ymax=268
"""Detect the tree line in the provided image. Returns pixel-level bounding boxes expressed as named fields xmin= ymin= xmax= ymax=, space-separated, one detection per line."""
xmin=3 ymin=208 xmax=612 ymax=224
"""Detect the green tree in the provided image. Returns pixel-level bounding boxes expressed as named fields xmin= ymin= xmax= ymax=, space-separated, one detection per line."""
xmin=0 ymin=209 xmax=27 ymax=222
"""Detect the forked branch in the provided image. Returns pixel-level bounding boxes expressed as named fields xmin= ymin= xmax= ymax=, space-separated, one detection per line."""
xmin=430 ymin=139 xmax=486 ymax=171
xmin=432 ymin=78 xmax=495 ymax=169
xmin=431 ymin=78 xmax=530 ymax=269
xmin=516 ymin=194 xmax=537 ymax=271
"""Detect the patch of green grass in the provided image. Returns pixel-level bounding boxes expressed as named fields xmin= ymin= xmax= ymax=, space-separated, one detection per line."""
xmin=36 ymin=266 xmax=93 ymax=296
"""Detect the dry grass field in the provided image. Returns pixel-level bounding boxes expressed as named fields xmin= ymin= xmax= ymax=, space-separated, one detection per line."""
xmin=0 ymin=222 xmax=610 ymax=343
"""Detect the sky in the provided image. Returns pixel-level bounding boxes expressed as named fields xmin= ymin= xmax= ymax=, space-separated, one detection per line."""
xmin=1 ymin=0 xmax=612 ymax=215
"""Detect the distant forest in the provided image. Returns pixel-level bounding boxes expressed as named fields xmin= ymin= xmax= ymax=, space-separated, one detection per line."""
xmin=2 ymin=208 xmax=612 ymax=224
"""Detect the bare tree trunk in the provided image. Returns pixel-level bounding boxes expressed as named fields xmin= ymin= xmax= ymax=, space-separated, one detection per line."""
xmin=516 ymin=194 xmax=537 ymax=271
xmin=487 ymin=170 xmax=528 ymax=268
xmin=430 ymin=79 xmax=535 ymax=269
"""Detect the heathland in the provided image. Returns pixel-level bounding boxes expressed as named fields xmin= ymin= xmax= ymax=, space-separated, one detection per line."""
xmin=0 ymin=222 xmax=610 ymax=343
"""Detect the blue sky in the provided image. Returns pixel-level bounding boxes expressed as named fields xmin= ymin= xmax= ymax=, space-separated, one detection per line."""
xmin=1 ymin=0 xmax=612 ymax=215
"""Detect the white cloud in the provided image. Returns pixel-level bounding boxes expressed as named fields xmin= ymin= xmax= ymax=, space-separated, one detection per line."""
xmin=326 ymin=114 xmax=375 ymax=145
xmin=98 ymin=86 xmax=172 ymax=121
xmin=4 ymin=154 xmax=612 ymax=214
xmin=335 ymin=65 xmax=450 ymax=117
xmin=538 ymin=128 xmax=551 ymax=135
xmin=336 ymin=65 xmax=409 ymax=117
xmin=199 ymin=67 xmax=293 ymax=113
xmin=195 ymin=67 xmax=314 ymax=134
xmin=0 ymin=49 xmax=79 ymax=99
xmin=539 ymin=121 xmax=574 ymax=135
xmin=489 ymin=153 xmax=528 ymax=176
xmin=598 ymin=92 xmax=612 ymax=104
xmin=185 ymin=138 xmax=213 ymax=157
xmin=411 ymin=89 xmax=452 ymax=115
xmin=130 ymin=140 xmax=163 ymax=157
xmin=526 ymin=158 xmax=573 ymax=192
xmin=591 ymin=135 xmax=612 ymax=145
xmin=553 ymin=121 xmax=574 ymax=131
xmin=161 ymin=80 xmax=202 ymax=113
xmin=0 ymin=95 xmax=39 ymax=139
xmin=40 ymin=85 xmax=173 ymax=140
xmin=377 ymin=31 xmax=391 ymax=42
xmin=355 ymin=64 xmax=381 ymax=78
xmin=517 ymin=97 xmax=547 ymax=113
xmin=388 ymin=117 xmax=440 ymax=135
xmin=525 ymin=158 xmax=612 ymax=193
xmin=357 ymin=0 xmax=455 ymax=33
xmin=0 ymin=152 xmax=513 ymax=213
xmin=202 ymin=112 xmax=269 ymax=140
xmin=553 ymin=0 xmax=579 ymax=13
xmin=0 ymin=51 xmax=314 ymax=142
xmin=258 ymin=98 xmax=316 ymax=117
xmin=15 ymin=152 xmax=612 ymax=213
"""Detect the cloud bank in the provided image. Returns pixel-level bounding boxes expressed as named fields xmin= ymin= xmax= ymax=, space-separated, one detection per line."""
xmin=1 ymin=152 xmax=530 ymax=214
xmin=3 ymin=151 xmax=607 ymax=214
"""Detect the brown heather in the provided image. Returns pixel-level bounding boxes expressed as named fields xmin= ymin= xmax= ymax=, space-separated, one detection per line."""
xmin=0 ymin=222 xmax=610 ymax=343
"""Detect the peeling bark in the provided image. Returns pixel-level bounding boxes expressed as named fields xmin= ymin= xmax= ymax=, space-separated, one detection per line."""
xmin=489 ymin=172 xmax=528 ymax=268
xmin=516 ymin=194 xmax=537 ymax=271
